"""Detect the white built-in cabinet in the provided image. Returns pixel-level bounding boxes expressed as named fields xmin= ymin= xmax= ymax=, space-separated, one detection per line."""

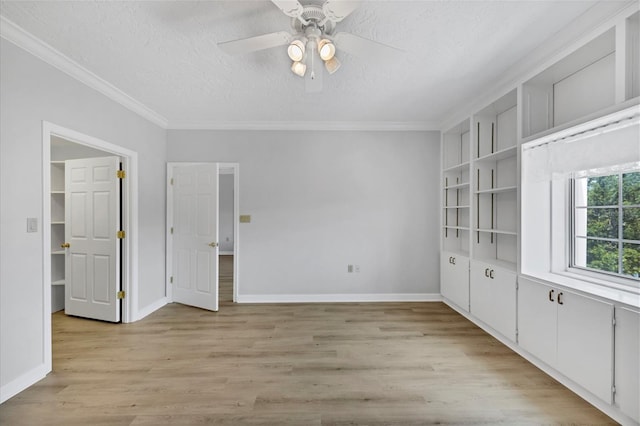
xmin=440 ymin=252 xmax=469 ymax=311
xmin=518 ymin=278 xmax=614 ymax=404
xmin=440 ymin=6 xmax=640 ymax=425
xmin=51 ymin=161 xmax=65 ymax=312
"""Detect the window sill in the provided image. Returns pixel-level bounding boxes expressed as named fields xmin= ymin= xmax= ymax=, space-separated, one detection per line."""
xmin=520 ymin=271 xmax=640 ymax=309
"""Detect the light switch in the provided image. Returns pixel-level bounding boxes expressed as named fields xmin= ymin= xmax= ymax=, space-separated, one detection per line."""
xmin=239 ymin=215 xmax=251 ymax=223
xmin=27 ymin=217 xmax=38 ymax=233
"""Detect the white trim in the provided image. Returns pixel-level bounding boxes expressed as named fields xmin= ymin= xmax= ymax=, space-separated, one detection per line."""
xmin=1 ymin=16 xmax=168 ymax=129
xmin=42 ymin=121 xmax=139 ymax=326
xmin=236 ymin=293 xmax=442 ymax=304
xmin=0 ymin=364 xmax=48 ymax=404
xmin=134 ymin=297 xmax=168 ymax=322
xmin=167 ymin=121 xmax=439 ymax=132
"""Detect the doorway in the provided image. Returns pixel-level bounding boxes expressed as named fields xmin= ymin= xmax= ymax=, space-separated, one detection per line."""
xmin=42 ymin=122 xmax=138 ymax=370
xmin=166 ymin=162 xmax=239 ymax=309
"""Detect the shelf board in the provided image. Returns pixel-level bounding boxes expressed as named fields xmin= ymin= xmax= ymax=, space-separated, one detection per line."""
xmin=443 ymin=182 xmax=470 ymax=190
xmin=443 ymin=225 xmax=470 ymax=231
xmin=52 ymin=250 xmax=65 ymax=255
xmin=443 ymin=161 xmax=470 ymax=173
xmin=475 ymin=186 xmax=517 ymax=195
xmin=475 ymin=228 xmax=517 ymax=236
xmin=51 ymin=160 xmax=65 ymax=164
xmin=443 ymin=205 xmax=470 ymax=209
xmin=52 ymin=279 xmax=65 ymax=286
xmin=51 ymin=190 xmax=65 ymax=194
xmin=475 ymin=145 xmax=517 ymax=163
xmin=51 ymin=221 xmax=65 ymax=225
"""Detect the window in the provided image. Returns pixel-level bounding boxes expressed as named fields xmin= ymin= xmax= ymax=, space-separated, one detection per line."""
xmin=572 ymin=171 xmax=640 ymax=282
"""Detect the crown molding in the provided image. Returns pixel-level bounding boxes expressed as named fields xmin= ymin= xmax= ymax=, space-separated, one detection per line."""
xmin=167 ymin=120 xmax=440 ymax=132
xmin=0 ymin=15 xmax=169 ymax=129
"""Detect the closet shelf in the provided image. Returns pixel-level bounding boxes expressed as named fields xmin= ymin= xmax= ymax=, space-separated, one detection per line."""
xmin=444 ymin=182 xmax=470 ymax=190
xmin=52 ymin=279 xmax=65 ymax=286
xmin=51 ymin=221 xmax=65 ymax=225
xmin=52 ymin=250 xmax=65 ymax=255
xmin=443 ymin=161 xmax=470 ymax=173
xmin=443 ymin=205 xmax=470 ymax=209
xmin=475 ymin=228 xmax=517 ymax=236
xmin=475 ymin=186 xmax=517 ymax=195
xmin=51 ymin=190 xmax=65 ymax=194
xmin=475 ymin=145 xmax=517 ymax=163
xmin=444 ymin=225 xmax=470 ymax=231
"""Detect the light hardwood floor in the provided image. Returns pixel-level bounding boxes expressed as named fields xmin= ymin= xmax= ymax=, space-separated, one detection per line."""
xmin=1 ymin=260 xmax=615 ymax=425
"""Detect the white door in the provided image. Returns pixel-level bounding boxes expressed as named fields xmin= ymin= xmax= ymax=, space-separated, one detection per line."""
xmin=64 ymin=156 xmax=121 ymax=322
xmin=171 ymin=164 xmax=219 ymax=311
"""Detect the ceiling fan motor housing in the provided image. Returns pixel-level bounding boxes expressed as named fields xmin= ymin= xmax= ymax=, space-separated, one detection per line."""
xmin=292 ymin=5 xmax=335 ymax=36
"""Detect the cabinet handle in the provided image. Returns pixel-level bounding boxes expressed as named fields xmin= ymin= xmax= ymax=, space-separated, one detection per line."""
xmin=485 ymin=268 xmax=490 ymax=277
xmin=548 ymin=289 xmax=555 ymax=302
xmin=489 ymin=269 xmax=495 ymax=279
xmin=451 ymin=257 xmax=456 ymax=265
xmin=557 ymin=292 xmax=564 ymax=305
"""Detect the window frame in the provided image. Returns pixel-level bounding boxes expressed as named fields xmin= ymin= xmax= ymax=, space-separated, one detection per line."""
xmin=569 ymin=171 xmax=640 ymax=287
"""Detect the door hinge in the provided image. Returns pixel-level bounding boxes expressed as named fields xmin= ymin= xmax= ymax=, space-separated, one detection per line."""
xmin=170 ymin=178 xmax=174 ymax=185
xmin=117 ymin=290 xmax=125 ymax=299
xmin=117 ymin=230 xmax=126 ymax=239
xmin=171 ymin=227 xmax=174 ymax=234
xmin=117 ymin=170 xmax=126 ymax=179
xmin=612 ymin=385 xmax=616 ymax=395
xmin=612 ymin=317 xmax=616 ymax=326
xmin=170 ymin=276 xmax=173 ymax=284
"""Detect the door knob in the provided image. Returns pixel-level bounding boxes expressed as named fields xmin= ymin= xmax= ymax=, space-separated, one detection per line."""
xmin=208 ymin=242 xmax=218 ymax=248
xmin=60 ymin=242 xmax=70 ymax=248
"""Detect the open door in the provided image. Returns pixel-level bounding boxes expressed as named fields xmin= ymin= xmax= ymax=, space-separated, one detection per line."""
xmin=171 ymin=163 xmax=219 ymax=311
xmin=63 ymin=156 xmax=121 ymax=322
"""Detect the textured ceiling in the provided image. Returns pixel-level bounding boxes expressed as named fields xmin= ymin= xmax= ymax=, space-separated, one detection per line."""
xmin=0 ymin=1 xmax=607 ymax=128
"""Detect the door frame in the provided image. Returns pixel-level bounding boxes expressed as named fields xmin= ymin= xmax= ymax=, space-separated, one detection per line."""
xmin=166 ymin=162 xmax=240 ymax=303
xmin=42 ymin=122 xmax=138 ymax=370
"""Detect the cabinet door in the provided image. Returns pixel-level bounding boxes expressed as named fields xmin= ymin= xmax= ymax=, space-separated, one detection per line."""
xmin=470 ymin=261 xmax=516 ymax=341
xmin=614 ymin=307 xmax=639 ymax=422
xmin=517 ymin=277 xmax=557 ymax=366
xmin=441 ymin=252 xmax=469 ymax=312
xmin=557 ymin=290 xmax=613 ymax=404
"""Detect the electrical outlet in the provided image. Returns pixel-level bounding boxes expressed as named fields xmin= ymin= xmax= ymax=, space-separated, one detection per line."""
xmin=347 ymin=264 xmax=353 ymax=273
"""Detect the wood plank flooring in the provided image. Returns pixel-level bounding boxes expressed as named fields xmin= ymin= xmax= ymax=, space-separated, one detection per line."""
xmin=1 ymin=260 xmax=615 ymax=425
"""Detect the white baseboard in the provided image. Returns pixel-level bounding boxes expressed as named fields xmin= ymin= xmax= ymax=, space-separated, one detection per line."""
xmin=236 ymin=293 xmax=442 ymax=304
xmin=133 ymin=297 xmax=168 ymax=321
xmin=0 ymin=363 xmax=49 ymax=404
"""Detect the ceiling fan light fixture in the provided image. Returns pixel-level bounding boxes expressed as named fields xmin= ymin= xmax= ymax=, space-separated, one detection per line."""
xmin=324 ymin=56 xmax=341 ymax=74
xmin=318 ymin=39 xmax=336 ymax=61
xmin=291 ymin=61 xmax=307 ymax=77
xmin=287 ymin=39 xmax=306 ymax=62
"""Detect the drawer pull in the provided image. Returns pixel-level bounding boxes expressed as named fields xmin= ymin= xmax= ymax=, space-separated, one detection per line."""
xmin=548 ymin=289 xmax=555 ymax=302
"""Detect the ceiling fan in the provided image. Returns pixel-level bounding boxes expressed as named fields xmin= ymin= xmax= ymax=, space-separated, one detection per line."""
xmin=218 ymin=0 xmax=401 ymax=92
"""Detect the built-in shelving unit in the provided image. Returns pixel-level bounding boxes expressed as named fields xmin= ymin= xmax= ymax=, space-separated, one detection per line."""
xmin=51 ymin=161 xmax=65 ymax=311
xmin=440 ymin=4 xmax=640 ymax=425
xmin=442 ymin=119 xmax=471 ymax=256
xmin=472 ymin=89 xmax=518 ymax=271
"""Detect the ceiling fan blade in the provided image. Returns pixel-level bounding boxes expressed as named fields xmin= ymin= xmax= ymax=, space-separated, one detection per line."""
xmin=333 ymin=32 xmax=403 ymax=60
xmin=218 ymin=31 xmax=292 ymax=55
xmin=323 ymin=1 xmax=362 ymax=22
xmin=270 ymin=0 xmax=304 ymax=18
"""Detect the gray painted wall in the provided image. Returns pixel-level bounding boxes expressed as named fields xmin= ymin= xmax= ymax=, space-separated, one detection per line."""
xmin=167 ymin=129 xmax=441 ymax=298
xmin=0 ymin=39 xmax=167 ymax=396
